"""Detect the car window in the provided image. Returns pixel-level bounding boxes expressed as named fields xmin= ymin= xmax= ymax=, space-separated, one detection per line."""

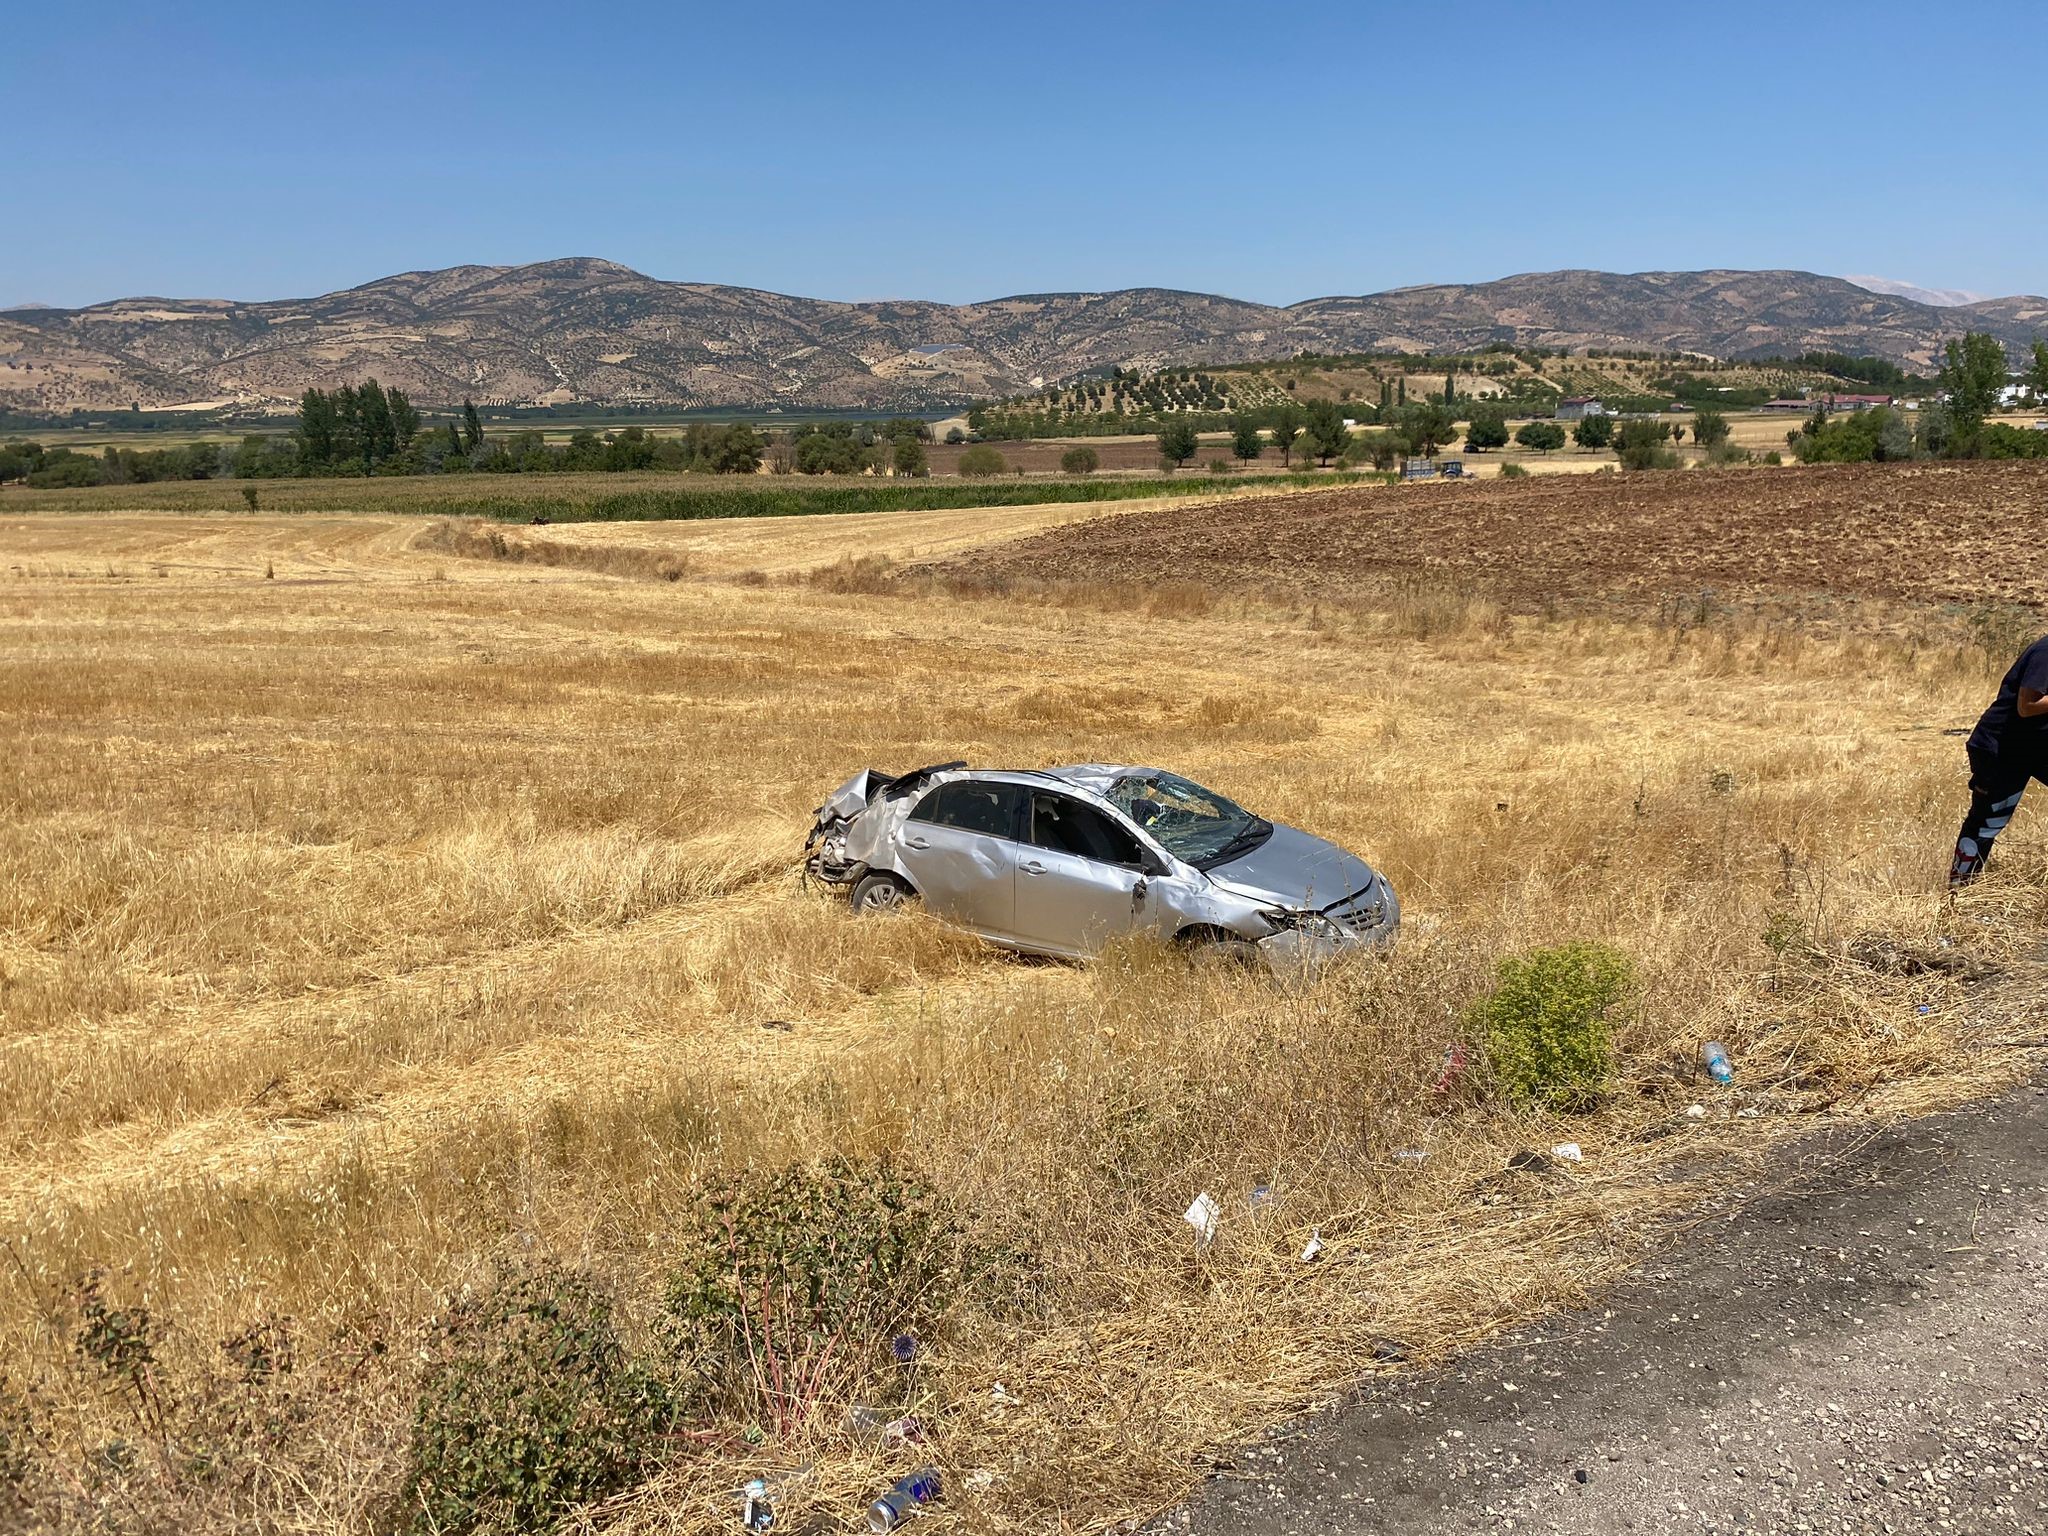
xmin=1029 ymin=792 xmax=1147 ymax=869
xmin=1106 ymin=770 xmax=1266 ymax=868
xmin=907 ymin=780 xmax=1025 ymax=838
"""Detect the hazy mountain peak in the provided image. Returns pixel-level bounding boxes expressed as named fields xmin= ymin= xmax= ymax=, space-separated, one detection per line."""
xmin=1844 ymin=275 xmax=1988 ymax=308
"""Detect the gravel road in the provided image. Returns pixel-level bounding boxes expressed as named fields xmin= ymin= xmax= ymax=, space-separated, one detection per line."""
xmin=1171 ymin=1073 xmax=2048 ymax=1534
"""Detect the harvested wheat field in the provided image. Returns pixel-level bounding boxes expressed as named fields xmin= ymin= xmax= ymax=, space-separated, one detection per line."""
xmin=1 ymin=468 xmax=2043 ymax=1534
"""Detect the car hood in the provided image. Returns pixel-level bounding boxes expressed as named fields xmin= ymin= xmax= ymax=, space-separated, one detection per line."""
xmin=1203 ymin=823 xmax=1381 ymax=910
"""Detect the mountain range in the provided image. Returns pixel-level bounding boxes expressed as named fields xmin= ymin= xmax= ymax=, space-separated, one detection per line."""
xmin=3 ymin=260 xmax=2043 ymax=415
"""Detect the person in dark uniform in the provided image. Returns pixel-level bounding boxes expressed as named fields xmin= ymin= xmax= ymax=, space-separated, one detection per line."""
xmin=1951 ymin=634 xmax=2048 ymax=888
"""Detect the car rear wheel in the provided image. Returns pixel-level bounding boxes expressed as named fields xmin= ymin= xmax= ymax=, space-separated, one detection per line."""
xmin=851 ymin=872 xmax=916 ymax=915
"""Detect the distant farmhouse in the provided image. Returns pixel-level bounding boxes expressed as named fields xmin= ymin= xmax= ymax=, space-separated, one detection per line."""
xmin=1555 ymin=396 xmax=1606 ymax=420
xmin=1761 ymin=393 xmax=1894 ymax=413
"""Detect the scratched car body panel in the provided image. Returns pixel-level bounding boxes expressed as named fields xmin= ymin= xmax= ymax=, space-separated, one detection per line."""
xmin=805 ymin=763 xmax=1398 ymax=970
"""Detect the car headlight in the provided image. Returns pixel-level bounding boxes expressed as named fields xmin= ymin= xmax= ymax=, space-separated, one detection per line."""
xmin=1261 ymin=909 xmax=1346 ymax=942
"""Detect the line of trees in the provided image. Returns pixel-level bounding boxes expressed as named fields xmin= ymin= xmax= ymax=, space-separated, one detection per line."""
xmin=3 ymin=388 xmax=960 ymax=488
xmin=297 ymin=382 xmax=421 ymax=472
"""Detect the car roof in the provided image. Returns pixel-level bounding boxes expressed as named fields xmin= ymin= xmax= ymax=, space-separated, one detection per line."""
xmin=949 ymin=765 xmax=1151 ymax=795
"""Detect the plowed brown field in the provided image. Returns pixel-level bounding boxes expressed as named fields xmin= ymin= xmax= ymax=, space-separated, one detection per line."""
xmin=937 ymin=461 xmax=2048 ymax=618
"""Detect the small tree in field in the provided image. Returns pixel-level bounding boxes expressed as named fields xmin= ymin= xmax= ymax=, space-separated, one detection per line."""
xmin=1157 ymin=419 xmax=1199 ymax=472
xmin=1691 ymin=407 xmax=1730 ymax=448
xmin=1463 ymin=405 xmax=1509 ymax=451
xmin=958 ymin=445 xmax=1007 ymax=477
xmin=1303 ymin=399 xmax=1351 ymax=465
xmin=1572 ymin=413 xmax=1614 ymax=450
xmin=1937 ymin=330 xmax=2007 ymax=451
xmin=1231 ymin=416 xmax=1263 ymax=462
xmin=1270 ymin=404 xmax=1301 ymax=467
xmin=892 ymin=436 xmax=928 ymax=477
xmin=1516 ymin=421 xmax=1566 ymax=455
xmin=1394 ymin=401 xmax=1457 ymax=458
xmin=1616 ymin=418 xmax=1678 ymax=470
xmin=1059 ymin=445 xmax=1099 ymax=475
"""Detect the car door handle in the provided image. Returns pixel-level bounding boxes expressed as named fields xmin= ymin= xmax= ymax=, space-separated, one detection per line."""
xmin=904 ymin=835 xmax=930 ymax=850
xmin=1020 ymin=860 xmax=1046 ymax=875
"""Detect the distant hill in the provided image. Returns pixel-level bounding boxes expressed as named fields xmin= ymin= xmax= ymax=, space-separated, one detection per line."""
xmin=1 ymin=260 xmax=2041 ymax=415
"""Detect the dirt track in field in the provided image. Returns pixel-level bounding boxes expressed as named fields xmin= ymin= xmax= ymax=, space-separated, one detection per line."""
xmin=932 ymin=461 xmax=2048 ymax=619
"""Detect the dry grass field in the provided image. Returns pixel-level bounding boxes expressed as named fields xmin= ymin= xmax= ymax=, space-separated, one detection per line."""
xmin=1 ymin=468 xmax=2043 ymax=1533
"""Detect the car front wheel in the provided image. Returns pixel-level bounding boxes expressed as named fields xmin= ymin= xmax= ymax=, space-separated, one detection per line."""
xmin=1176 ymin=925 xmax=1261 ymax=968
xmin=851 ymin=872 xmax=916 ymax=915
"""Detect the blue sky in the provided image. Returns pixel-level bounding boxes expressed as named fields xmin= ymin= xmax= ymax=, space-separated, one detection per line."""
xmin=8 ymin=1 xmax=2045 ymax=309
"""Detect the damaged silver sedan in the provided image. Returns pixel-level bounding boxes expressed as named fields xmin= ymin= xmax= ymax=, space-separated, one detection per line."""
xmin=805 ymin=763 xmax=1398 ymax=970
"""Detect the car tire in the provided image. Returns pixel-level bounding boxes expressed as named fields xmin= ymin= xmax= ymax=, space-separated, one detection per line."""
xmin=851 ymin=872 xmax=916 ymax=915
xmin=1176 ymin=925 xmax=1261 ymax=968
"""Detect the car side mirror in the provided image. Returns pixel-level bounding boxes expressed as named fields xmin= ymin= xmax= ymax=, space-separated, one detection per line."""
xmin=1140 ymin=850 xmax=1171 ymax=878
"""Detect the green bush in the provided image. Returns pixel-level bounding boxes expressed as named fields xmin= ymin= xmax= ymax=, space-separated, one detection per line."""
xmin=404 ymin=1265 xmax=671 ymax=1536
xmin=665 ymin=1159 xmax=969 ymax=1416
xmin=1498 ymin=461 xmax=1529 ymax=479
xmin=1468 ymin=942 xmax=1633 ymax=1111
xmin=1616 ymin=419 xmax=1679 ymax=471
xmin=957 ymin=444 xmax=1008 ymax=477
xmin=1059 ymin=445 xmax=1099 ymax=475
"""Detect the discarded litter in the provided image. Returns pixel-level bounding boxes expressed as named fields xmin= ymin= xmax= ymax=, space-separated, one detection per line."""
xmin=1432 ymin=1041 xmax=1470 ymax=1094
xmin=1915 ymin=1003 xmax=1933 ymax=1015
xmin=1392 ymin=1148 xmax=1428 ymax=1165
xmin=1701 ymin=1041 xmax=1734 ymax=1085
xmin=962 ymin=1470 xmax=996 ymax=1494
xmin=1550 ymin=1141 xmax=1584 ymax=1163
xmin=867 ymin=1468 xmax=942 ymax=1532
xmin=845 ymin=1406 xmax=923 ymax=1442
xmin=1249 ymin=1184 xmax=1276 ymax=1210
xmin=741 ymin=1469 xmax=813 ymax=1531
xmin=1299 ymin=1229 xmax=1325 ymax=1264
xmin=1685 ymin=1103 xmax=1707 ymax=1119
xmin=1184 ymin=1191 xmax=1222 ymax=1243
xmin=989 ymin=1381 xmax=1019 ymax=1406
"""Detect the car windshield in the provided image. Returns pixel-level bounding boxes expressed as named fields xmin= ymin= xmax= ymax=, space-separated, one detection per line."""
xmin=1107 ymin=771 xmax=1269 ymax=869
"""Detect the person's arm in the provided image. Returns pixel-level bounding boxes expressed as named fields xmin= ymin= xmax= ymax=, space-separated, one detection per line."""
xmin=2020 ymin=686 xmax=2048 ymax=719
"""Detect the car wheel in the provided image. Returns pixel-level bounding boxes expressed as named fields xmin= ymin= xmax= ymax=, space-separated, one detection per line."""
xmin=851 ymin=872 xmax=916 ymax=915
xmin=1176 ymin=925 xmax=1261 ymax=968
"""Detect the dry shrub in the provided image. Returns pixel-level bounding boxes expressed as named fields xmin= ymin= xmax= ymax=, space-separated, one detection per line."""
xmin=417 ymin=518 xmax=690 ymax=582
xmin=663 ymin=1159 xmax=978 ymax=1432
xmin=1380 ymin=574 xmax=1508 ymax=639
xmin=804 ymin=553 xmax=898 ymax=594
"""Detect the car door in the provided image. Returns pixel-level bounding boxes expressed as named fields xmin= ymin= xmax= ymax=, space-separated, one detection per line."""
xmin=1014 ymin=790 xmax=1152 ymax=956
xmin=894 ymin=779 xmax=1026 ymax=938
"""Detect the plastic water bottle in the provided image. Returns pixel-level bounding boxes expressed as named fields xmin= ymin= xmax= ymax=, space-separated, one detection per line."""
xmin=742 ymin=1478 xmax=775 ymax=1532
xmin=1702 ymin=1041 xmax=1733 ymax=1085
xmin=866 ymin=1468 xmax=941 ymax=1532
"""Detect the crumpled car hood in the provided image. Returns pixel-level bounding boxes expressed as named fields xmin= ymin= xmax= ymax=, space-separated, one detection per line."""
xmin=1204 ymin=823 xmax=1381 ymax=910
